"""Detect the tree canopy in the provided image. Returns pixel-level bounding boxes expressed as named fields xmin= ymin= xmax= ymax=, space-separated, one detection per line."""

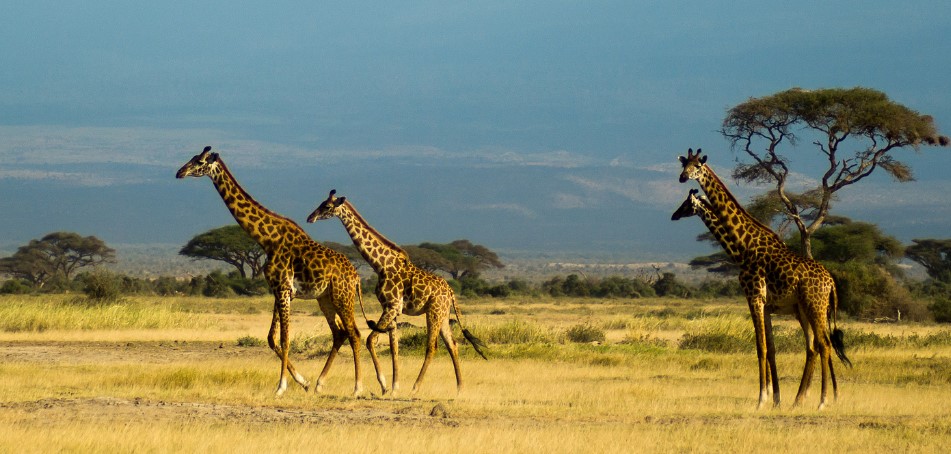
xmin=906 ymin=239 xmax=951 ymax=282
xmin=791 ymin=218 xmax=904 ymax=266
xmin=0 ymin=232 xmax=115 ymax=288
xmin=412 ymin=239 xmax=504 ymax=279
xmin=179 ymin=225 xmax=266 ymax=279
xmin=722 ymin=86 xmax=948 ymax=258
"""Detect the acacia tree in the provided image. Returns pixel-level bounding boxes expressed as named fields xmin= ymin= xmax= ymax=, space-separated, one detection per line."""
xmin=906 ymin=239 xmax=951 ymax=282
xmin=415 ymin=239 xmax=504 ymax=279
xmin=180 ymin=225 xmax=265 ymax=279
xmin=402 ymin=245 xmax=452 ymax=273
xmin=722 ymin=87 xmax=948 ymax=258
xmin=0 ymin=232 xmax=116 ymax=288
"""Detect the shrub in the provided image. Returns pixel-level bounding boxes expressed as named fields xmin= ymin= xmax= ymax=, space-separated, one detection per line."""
xmin=653 ymin=273 xmax=690 ymax=298
xmin=0 ymin=279 xmax=32 ymax=294
xmin=565 ymin=323 xmax=606 ymax=343
xmin=694 ymin=279 xmax=742 ymax=298
xmin=80 ymin=268 xmax=122 ymax=303
xmin=678 ymin=316 xmax=751 ymax=353
xmin=540 ymin=274 xmax=656 ymax=298
xmin=201 ymin=271 xmax=268 ymax=298
xmin=929 ymin=297 xmax=951 ymax=323
xmin=827 ymin=262 xmax=924 ymax=321
xmin=236 ymin=335 xmax=265 ymax=347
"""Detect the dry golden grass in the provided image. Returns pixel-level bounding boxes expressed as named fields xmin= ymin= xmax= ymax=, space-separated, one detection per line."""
xmin=0 ymin=294 xmax=949 ymax=453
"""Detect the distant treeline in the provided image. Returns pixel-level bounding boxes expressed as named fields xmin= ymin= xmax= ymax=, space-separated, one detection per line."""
xmin=2 ymin=267 xmax=949 ymax=324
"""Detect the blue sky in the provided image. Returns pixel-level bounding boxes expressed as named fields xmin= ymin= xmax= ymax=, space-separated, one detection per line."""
xmin=1 ymin=1 xmax=949 ymax=262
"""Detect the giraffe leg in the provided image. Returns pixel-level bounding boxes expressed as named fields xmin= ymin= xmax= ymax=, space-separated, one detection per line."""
xmin=389 ymin=326 xmax=401 ymax=395
xmin=314 ymin=295 xmax=351 ymax=394
xmin=440 ymin=319 xmax=463 ymax=394
xmin=792 ymin=309 xmax=817 ymax=408
xmin=315 ymin=325 xmax=346 ymax=394
xmin=411 ymin=317 xmax=441 ymax=395
xmin=764 ymin=313 xmax=781 ymax=407
xmin=267 ymin=297 xmax=309 ymax=395
xmin=366 ymin=330 xmax=389 ymax=395
xmin=277 ymin=293 xmax=294 ymax=396
xmin=748 ymin=298 xmax=770 ymax=410
xmin=340 ymin=302 xmax=364 ymax=397
xmin=812 ymin=316 xmax=833 ymax=410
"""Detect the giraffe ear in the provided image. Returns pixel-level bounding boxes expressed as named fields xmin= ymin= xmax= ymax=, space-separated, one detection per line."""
xmin=699 ymin=155 xmax=707 ymax=164
xmin=334 ymin=196 xmax=346 ymax=207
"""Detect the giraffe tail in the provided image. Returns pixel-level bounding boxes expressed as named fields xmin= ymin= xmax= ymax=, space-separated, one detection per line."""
xmin=354 ymin=278 xmax=386 ymax=334
xmin=450 ymin=293 xmax=488 ymax=360
xmin=828 ymin=278 xmax=853 ymax=368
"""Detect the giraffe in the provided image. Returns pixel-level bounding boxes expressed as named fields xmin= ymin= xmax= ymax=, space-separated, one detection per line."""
xmin=676 ymin=149 xmax=852 ymax=410
xmin=176 ymin=147 xmax=366 ymax=396
xmin=307 ymin=189 xmax=487 ymax=396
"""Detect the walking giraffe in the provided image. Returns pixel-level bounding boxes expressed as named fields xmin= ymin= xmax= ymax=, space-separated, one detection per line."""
xmin=307 ymin=189 xmax=487 ymax=396
xmin=676 ymin=149 xmax=851 ymax=409
xmin=176 ymin=147 xmax=366 ymax=396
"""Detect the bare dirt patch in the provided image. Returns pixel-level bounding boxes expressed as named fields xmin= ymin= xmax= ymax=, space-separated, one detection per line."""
xmin=1 ymin=396 xmax=457 ymax=427
xmin=0 ymin=339 xmax=268 ymax=365
xmin=0 ymin=339 xmax=461 ymax=429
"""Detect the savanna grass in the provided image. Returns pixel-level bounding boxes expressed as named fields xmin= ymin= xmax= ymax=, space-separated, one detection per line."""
xmin=0 ymin=295 xmax=209 ymax=332
xmin=2 ymin=294 xmax=951 ymax=453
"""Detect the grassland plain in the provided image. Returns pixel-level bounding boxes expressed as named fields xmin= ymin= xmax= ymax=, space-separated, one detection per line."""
xmin=0 ymin=294 xmax=949 ymax=453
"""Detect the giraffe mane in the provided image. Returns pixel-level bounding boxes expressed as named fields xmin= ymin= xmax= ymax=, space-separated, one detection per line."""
xmin=340 ymin=200 xmax=409 ymax=259
xmin=703 ymin=165 xmax=784 ymax=242
xmin=215 ymin=158 xmax=309 ymax=237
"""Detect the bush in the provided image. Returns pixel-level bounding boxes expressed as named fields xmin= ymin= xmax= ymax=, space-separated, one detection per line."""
xmin=0 ymin=279 xmax=32 ymax=294
xmin=565 ymin=323 xmax=606 ymax=343
xmin=694 ymin=279 xmax=742 ymax=298
xmin=80 ymin=268 xmax=122 ymax=303
xmin=202 ymin=271 xmax=235 ymax=298
xmin=930 ymin=297 xmax=951 ymax=323
xmin=678 ymin=316 xmax=751 ymax=353
xmin=653 ymin=272 xmax=690 ymax=298
xmin=236 ymin=335 xmax=265 ymax=347
xmin=540 ymin=274 xmax=655 ymax=298
xmin=827 ymin=262 xmax=924 ymax=321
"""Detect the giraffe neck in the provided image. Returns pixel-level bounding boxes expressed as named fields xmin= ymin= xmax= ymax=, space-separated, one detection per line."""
xmin=692 ymin=201 xmax=746 ymax=264
xmin=696 ymin=166 xmax=785 ymax=250
xmin=208 ymin=161 xmax=306 ymax=250
xmin=335 ymin=201 xmax=409 ymax=274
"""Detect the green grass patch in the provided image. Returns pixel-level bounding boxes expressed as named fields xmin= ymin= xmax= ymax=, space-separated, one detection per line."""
xmin=481 ymin=320 xmax=556 ymax=345
xmin=0 ymin=296 xmax=209 ymax=332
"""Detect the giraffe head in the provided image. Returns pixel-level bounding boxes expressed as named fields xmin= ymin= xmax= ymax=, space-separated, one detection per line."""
xmin=176 ymin=146 xmax=220 ymax=179
xmin=678 ymin=148 xmax=708 ymax=183
xmin=670 ymin=188 xmax=709 ymax=221
xmin=307 ymin=189 xmax=346 ymax=223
